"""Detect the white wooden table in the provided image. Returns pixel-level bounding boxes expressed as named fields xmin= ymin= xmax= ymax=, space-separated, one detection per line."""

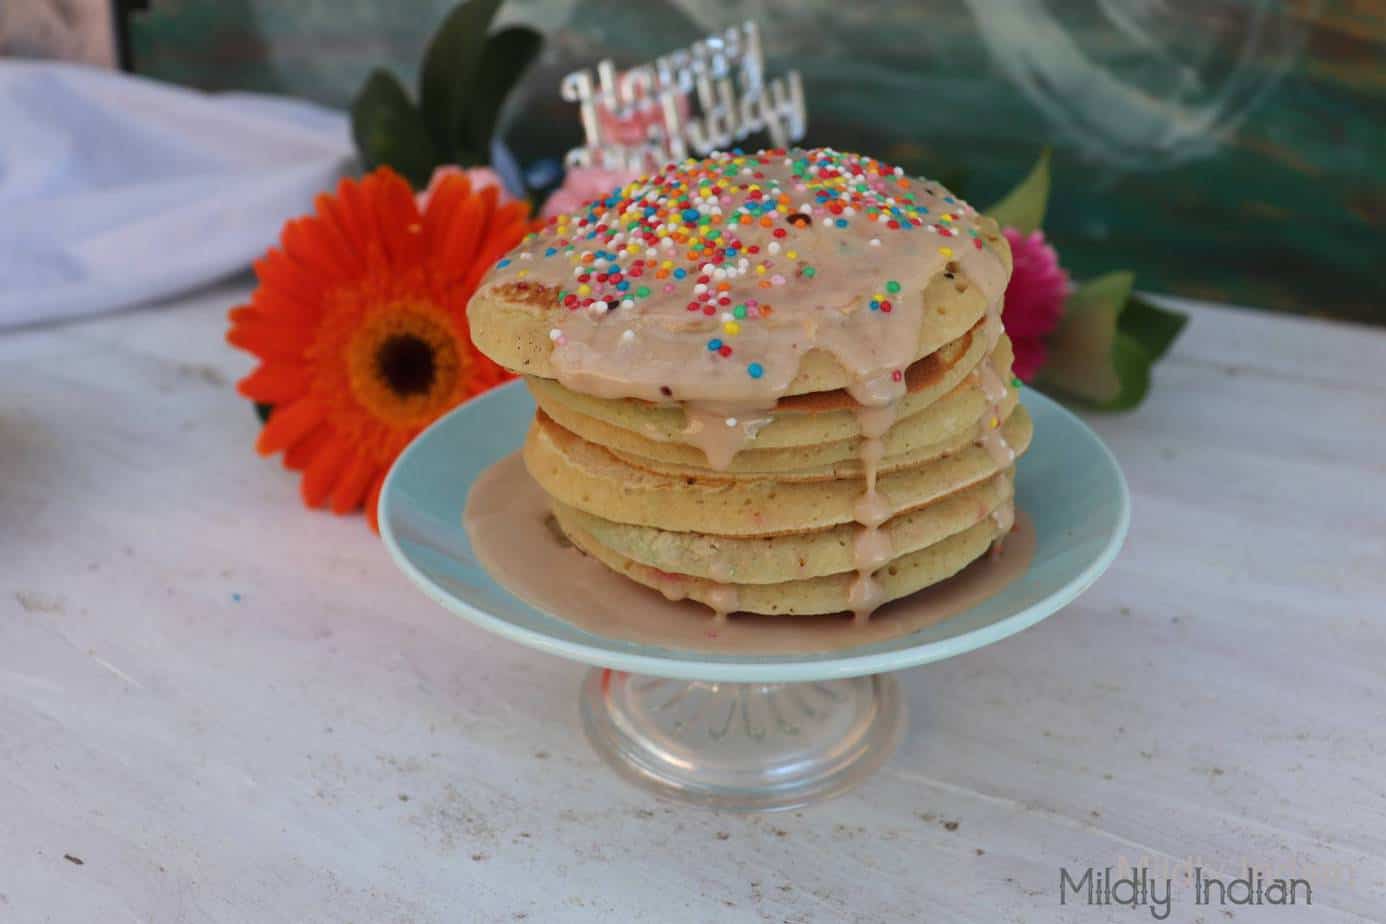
xmin=2 ymin=281 xmax=1384 ymax=923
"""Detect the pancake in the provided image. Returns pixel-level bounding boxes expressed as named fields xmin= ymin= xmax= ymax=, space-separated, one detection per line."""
xmin=603 ymin=392 xmax=1020 ymax=481
xmin=552 ymin=472 xmax=1012 ymax=584
xmin=524 ymin=405 xmax=1032 ymax=536
xmin=533 ymin=338 xmax=1019 ymax=475
xmin=468 ymin=150 xmax=1010 ymax=410
xmin=470 ymin=263 xmax=998 ymax=400
xmin=521 ymin=322 xmax=993 ymax=451
xmin=558 ymin=514 xmax=1004 ymax=617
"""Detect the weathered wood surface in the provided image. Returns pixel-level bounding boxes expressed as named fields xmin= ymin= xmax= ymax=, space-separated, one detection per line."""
xmin=1 ymin=283 xmax=1384 ymax=922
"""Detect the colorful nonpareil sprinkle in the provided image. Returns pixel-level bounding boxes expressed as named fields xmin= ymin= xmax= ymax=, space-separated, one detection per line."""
xmin=486 ymin=148 xmax=993 ymax=385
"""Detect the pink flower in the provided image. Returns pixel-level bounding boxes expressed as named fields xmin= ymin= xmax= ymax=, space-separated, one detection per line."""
xmin=1002 ymin=228 xmax=1070 ymax=381
xmin=541 ymin=166 xmax=640 ymax=218
xmin=415 ymin=165 xmax=516 ymax=210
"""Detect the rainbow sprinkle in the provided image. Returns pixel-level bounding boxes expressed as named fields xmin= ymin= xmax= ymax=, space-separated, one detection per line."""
xmin=491 ymin=148 xmax=990 ymax=387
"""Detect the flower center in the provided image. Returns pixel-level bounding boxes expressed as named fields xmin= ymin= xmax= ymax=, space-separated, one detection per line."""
xmin=376 ymin=333 xmax=437 ymax=397
xmin=345 ymin=302 xmax=463 ymax=428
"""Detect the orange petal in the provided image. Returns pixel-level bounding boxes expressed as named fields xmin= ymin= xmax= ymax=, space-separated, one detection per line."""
xmin=422 ymin=173 xmax=473 ymax=239
xmin=249 ymin=286 xmax=320 ymax=332
xmin=329 ymin=451 xmax=378 ymax=514
xmin=226 ymin=320 xmax=313 ymax=360
xmin=334 ymin=175 xmax=377 ymax=256
xmin=442 ymin=170 xmax=474 ymax=201
xmin=437 ymin=193 xmax=490 ymax=281
xmin=364 ymin=471 xmax=387 ymax=533
xmin=486 ymin=200 xmax=529 ymax=240
xmin=321 ymin=178 xmax=371 ymax=259
xmin=253 ymin=250 xmax=326 ymax=324
xmin=370 ymin=169 xmax=425 ymax=270
xmin=318 ymin=229 xmax=363 ymax=283
xmin=255 ymin=399 xmax=322 ymax=456
xmin=469 ymin=185 xmax=501 ymax=249
xmin=420 ymin=174 xmax=475 ymax=259
xmin=475 ymin=184 xmax=499 ymax=212
xmin=227 ymin=328 xmax=302 ymax=362
xmin=237 ymin=362 xmax=312 ymax=403
xmin=460 ymin=221 xmax=531 ymax=293
xmin=300 ymin=437 xmax=352 ymax=509
xmin=227 ymin=303 xmax=260 ymax=324
xmin=284 ymin=423 xmax=331 ymax=471
xmin=282 ymin=215 xmax=354 ymax=280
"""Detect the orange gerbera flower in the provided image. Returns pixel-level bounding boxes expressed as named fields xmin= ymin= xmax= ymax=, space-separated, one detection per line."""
xmin=227 ymin=166 xmax=532 ymax=530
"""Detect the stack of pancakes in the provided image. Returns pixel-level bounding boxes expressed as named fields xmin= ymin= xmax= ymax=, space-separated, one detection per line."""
xmin=468 ymin=148 xmax=1030 ymax=622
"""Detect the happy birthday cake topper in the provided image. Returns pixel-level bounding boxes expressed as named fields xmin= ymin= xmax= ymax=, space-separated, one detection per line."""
xmin=560 ymin=21 xmax=807 ymax=173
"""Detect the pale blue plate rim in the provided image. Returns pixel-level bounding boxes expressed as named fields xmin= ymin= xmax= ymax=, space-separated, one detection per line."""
xmin=380 ymin=380 xmax=1130 ymax=683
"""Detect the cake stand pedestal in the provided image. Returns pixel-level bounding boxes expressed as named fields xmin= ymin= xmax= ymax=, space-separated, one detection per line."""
xmin=581 ymin=670 xmax=903 ymax=811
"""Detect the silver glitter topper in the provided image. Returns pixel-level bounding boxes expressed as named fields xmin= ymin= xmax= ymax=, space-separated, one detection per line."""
xmin=560 ymin=21 xmax=807 ymax=173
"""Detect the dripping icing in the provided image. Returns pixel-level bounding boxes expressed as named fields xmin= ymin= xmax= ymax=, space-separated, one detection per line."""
xmin=682 ymin=402 xmax=774 ymax=470
xmin=847 ymin=371 xmax=905 ymax=622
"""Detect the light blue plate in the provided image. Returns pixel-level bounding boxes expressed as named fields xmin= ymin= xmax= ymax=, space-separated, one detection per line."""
xmin=380 ymin=381 xmax=1129 ymax=683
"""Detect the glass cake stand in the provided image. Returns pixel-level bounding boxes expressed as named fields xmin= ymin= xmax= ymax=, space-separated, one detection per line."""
xmin=380 ymin=381 xmax=1129 ymax=812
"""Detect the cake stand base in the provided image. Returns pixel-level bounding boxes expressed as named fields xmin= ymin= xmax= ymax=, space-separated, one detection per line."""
xmin=580 ymin=668 xmax=905 ymax=812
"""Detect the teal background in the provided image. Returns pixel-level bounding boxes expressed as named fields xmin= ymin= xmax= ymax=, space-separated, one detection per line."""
xmin=130 ymin=1 xmax=1384 ymax=325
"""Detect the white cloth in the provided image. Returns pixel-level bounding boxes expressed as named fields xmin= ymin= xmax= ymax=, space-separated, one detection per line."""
xmin=0 ymin=61 xmax=354 ymax=329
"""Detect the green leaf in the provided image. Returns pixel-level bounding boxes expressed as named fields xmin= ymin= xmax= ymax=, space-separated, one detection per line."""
xmin=1070 ymin=271 xmax=1134 ymax=316
xmin=986 ymin=147 xmax=1050 ymax=234
xmin=1121 ymin=294 xmax=1188 ymax=363
xmin=462 ymin=26 xmax=543 ymax=160
xmin=1102 ymin=333 xmax=1153 ymax=411
xmin=419 ymin=0 xmax=505 ymax=162
xmin=254 ymin=402 xmax=273 ymax=424
xmin=1035 ymin=271 xmax=1154 ymax=411
xmin=351 ymin=69 xmax=438 ymax=188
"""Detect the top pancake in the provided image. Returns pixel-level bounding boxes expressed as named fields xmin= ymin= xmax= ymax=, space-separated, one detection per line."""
xmin=471 ymin=270 xmax=992 ymax=399
xmin=468 ymin=148 xmax=1011 ymax=404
